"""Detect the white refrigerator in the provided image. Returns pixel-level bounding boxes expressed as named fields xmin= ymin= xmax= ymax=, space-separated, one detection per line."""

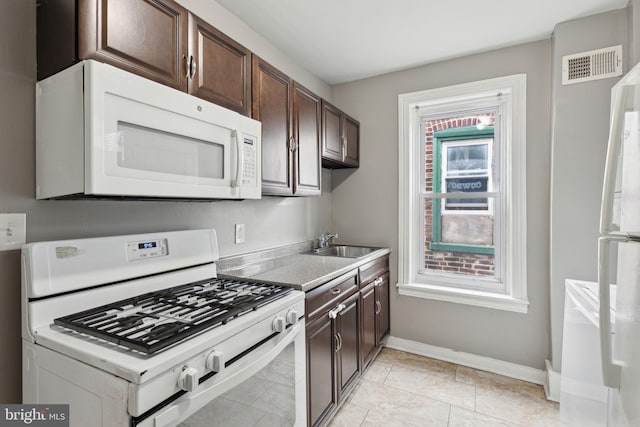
xmin=596 ymin=59 xmax=640 ymax=426
xmin=560 ymin=60 xmax=640 ymax=427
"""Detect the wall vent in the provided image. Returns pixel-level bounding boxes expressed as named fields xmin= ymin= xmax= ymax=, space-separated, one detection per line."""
xmin=562 ymin=45 xmax=622 ymax=85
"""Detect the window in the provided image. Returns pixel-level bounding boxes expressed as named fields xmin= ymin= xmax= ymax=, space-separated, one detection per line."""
xmin=431 ymin=126 xmax=495 ymax=256
xmin=398 ymin=75 xmax=528 ymax=313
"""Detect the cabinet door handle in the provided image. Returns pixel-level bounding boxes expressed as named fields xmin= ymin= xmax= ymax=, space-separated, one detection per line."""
xmin=374 ymin=277 xmax=384 ymax=287
xmin=328 ymin=303 xmax=346 ymax=319
xmin=288 ymin=136 xmax=297 ymax=152
xmin=331 ymin=288 xmax=341 ymax=295
xmin=189 ymin=55 xmax=197 ymax=79
xmin=341 ymin=135 xmax=346 ymax=159
xmin=335 ymin=332 xmax=342 ymax=352
xmin=375 ymin=300 xmax=382 ymax=315
xmin=183 ymin=55 xmax=190 ymax=79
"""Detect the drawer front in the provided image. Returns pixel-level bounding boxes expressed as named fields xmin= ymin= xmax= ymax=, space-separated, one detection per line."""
xmin=359 ymin=255 xmax=389 ymax=287
xmin=306 ymin=270 xmax=358 ymax=321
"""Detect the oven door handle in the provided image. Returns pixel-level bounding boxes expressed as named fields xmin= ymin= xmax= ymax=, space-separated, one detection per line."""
xmin=148 ymin=321 xmax=303 ymax=427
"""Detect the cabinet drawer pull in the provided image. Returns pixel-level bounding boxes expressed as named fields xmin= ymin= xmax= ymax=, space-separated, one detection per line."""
xmin=328 ymin=303 xmax=346 ymax=319
xmin=331 ymin=288 xmax=341 ymax=295
xmin=375 ymin=300 xmax=382 ymax=315
xmin=374 ymin=277 xmax=384 ymax=287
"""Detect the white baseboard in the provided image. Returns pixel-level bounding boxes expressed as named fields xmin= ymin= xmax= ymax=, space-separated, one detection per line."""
xmin=544 ymin=359 xmax=561 ymax=402
xmin=385 ymin=336 xmax=546 ymax=386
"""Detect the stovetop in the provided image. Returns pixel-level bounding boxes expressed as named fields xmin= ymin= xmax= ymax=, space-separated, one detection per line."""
xmin=54 ymin=277 xmax=292 ymax=354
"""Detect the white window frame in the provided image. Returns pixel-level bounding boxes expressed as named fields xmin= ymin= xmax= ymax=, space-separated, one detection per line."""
xmin=397 ymin=75 xmax=529 ymax=313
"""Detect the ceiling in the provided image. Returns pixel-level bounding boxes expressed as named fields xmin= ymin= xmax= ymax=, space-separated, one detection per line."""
xmin=216 ymin=0 xmax=628 ymax=84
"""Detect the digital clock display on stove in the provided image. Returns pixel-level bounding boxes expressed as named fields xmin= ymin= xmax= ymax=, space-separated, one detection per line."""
xmin=126 ymin=238 xmax=168 ymax=261
xmin=138 ymin=241 xmax=157 ymax=250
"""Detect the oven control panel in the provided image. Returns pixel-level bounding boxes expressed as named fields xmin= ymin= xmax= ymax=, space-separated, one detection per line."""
xmin=126 ymin=238 xmax=168 ymax=261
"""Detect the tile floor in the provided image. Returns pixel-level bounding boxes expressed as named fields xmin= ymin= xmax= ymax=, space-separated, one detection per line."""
xmin=328 ymin=348 xmax=560 ymax=427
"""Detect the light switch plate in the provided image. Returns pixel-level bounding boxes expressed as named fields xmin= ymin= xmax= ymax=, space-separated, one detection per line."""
xmin=0 ymin=213 xmax=26 ymax=251
xmin=235 ymin=223 xmax=245 ymax=244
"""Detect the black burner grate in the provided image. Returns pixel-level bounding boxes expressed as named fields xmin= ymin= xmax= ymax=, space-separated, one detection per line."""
xmin=54 ymin=278 xmax=292 ymax=354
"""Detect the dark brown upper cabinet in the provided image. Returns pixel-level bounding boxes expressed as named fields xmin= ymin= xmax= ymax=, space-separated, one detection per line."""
xmin=321 ymin=100 xmax=360 ymax=169
xmin=292 ymin=83 xmax=322 ymax=196
xmin=252 ymin=55 xmax=321 ymax=196
xmin=37 ymin=0 xmax=251 ymax=116
xmin=188 ymin=14 xmax=251 ymax=116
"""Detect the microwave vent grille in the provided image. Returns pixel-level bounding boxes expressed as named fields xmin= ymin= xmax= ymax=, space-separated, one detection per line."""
xmin=562 ymin=45 xmax=622 ymax=85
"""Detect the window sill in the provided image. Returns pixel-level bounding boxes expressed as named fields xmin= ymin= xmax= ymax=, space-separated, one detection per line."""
xmin=397 ymin=282 xmax=529 ymax=313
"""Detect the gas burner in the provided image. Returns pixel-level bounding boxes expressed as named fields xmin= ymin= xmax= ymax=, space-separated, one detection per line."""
xmin=146 ymin=322 xmax=190 ymax=341
xmin=53 ymin=278 xmax=292 ymax=354
xmin=113 ymin=315 xmax=146 ymax=329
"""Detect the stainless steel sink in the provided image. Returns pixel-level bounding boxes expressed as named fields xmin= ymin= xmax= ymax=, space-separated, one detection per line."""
xmin=308 ymin=245 xmax=378 ymax=258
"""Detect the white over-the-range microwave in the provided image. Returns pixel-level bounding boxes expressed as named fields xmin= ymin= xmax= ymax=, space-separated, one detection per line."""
xmin=36 ymin=60 xmax=261 ymax=200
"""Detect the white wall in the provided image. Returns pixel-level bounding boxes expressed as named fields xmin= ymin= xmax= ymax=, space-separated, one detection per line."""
xmin=331 ymin=40 xmax=553 ymax=369
xmin=0 ymin=0 xmax=332 ymax=402
xmin=548 ymin=10 xmax=627 ymax=372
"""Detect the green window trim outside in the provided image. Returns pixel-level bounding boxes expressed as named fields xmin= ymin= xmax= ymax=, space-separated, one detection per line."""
xmin=429 ymin=242 xmax=495 ymax=255
xmin=431 ymin=126 xmax=495 ymax=256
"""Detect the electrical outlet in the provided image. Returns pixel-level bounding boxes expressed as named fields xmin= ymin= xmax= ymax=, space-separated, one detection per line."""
xmin=235 ymin=223 xmax=245 ymax=244
xmin=0 ymin=213 xmax=26 ymax=251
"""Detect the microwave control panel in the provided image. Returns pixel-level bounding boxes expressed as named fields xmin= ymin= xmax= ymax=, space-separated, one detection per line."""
xmin=242 ymin=137 xmax=257 ymax=185
xmin=126 ymin=238 xmax=168 ymax=261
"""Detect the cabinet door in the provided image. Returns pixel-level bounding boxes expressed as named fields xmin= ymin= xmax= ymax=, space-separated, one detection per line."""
xmin=307 ymin=315 xmax=336 ymax=427
xmin=321 ymin=101 xmax=343 ymax=163
xmin=293 ymin=82 xmax=321 ymax=196
xmin=360 ymin=282 xmax=377 ymax=368
xmin=78 ymin=0 xmax=189 ymax=90
xmin=376 ymin=273 xmax=391 ymax=344
xmin=336 ymin=292 xmax=360 ymax=396
xmin=189 ymin=15 xmax=251 ymax=116
xmin=343 ymin=114 xmax=360 ymax=167
xmin=252 ymin=56 xmax=294 ymax=195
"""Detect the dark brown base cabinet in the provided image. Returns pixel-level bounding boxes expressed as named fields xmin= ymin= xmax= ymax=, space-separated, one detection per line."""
xmin=306 ymin=312 xmax=336 ymax=427
xmin=305 ymin=271 xmax=360 ymax=427
xmin=360 ymin=256 xmax=390 ymax=369
xmin=37 ymin=0 xmax=251 ymax=116
xmin=305 ymin=254 xmax=390 ymax=426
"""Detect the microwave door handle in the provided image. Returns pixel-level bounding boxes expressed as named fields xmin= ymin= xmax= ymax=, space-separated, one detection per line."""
xmin=598 ymin=236 xmax=622 ymax=388
xmin=232 ymin=130 xmax=243 ymax=188
xmin=601 ymin=85 xmax=632 ymax=234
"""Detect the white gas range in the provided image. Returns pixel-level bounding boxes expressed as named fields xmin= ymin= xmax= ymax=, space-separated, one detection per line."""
xmin=21 ymin=229 xmax=306 ymax=427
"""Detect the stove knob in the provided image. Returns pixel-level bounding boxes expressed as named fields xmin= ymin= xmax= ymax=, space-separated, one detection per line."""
xmin=272 ymin=315 xmax=286 ymax=333
xmin=206 ymin=350 xmax=225 ymax=373
xmin=286 ymin=309 xmax=299 ymax=325
xmin=178 ymin=366 xmax=199 ymax=393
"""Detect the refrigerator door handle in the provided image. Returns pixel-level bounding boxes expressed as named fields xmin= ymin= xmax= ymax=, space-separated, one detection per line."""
xmin=600 ymin=85 xmax=633 ymax=235
xmin=598 ymin=236 xmax=623 ymax=387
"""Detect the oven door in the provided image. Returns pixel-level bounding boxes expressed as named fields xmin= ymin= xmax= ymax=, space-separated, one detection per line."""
xmin=133 ymin=321 xmax=306 ymax=427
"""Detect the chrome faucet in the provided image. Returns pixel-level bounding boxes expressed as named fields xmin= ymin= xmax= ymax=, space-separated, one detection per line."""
xmin=319 ymin=232 xmax=338 ymax=248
